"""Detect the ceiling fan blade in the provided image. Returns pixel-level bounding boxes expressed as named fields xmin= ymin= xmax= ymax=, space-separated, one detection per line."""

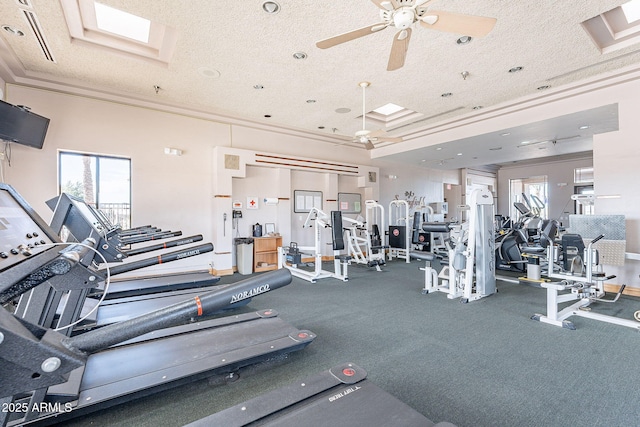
xmin=419 ymin=10 xmax=496 ymax=37
xmin=364 ymin=140 xmax=376 ymax=150
xmin=414 ymin=0 xmax=433 ymax=8
xmin=369 ymin=129 xmax=403 ymax=143
xmin=368 ymin=129 xmax=387 ymax=138
xmin=387 ymin=28 xmax=412 ymax=71
xmin=370 ymin=0 xmax=395 ymax=11
xmin=316 ymin=23 xmax=389 ymax=49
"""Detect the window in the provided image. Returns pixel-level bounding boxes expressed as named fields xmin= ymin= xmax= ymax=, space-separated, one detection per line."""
xmin=58 ymin=151 xmax=131 ymax=229
xmin=508 ymin=176 xmax=548 ymax=220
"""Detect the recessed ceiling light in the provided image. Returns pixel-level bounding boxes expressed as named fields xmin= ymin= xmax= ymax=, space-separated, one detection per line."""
xmin=306 ymin=99 xmax=316 ymax=103
xmin=2 ymin=25 xmax=24 ymax=36
xmin=335 ymin=107 xmax=351 ymax=113
xmin=457 ymin=153 xmax=463 ymax=156
xmin=489 ymin=147 xmax=502 ymax=151
xmin=441 ymin=92 xmax=453 ymax=97
xmin=508 ymin=66 xmax=523 ymax=73
xmin=318 ymin=126 xmax=325 ymax=129
xmin=198 ymin=67 xmax=220 ymax=78
xmin=435 ymin=147 xmax=443 ymax=151
xmin=456 ymin=36 xmax=472 ymax=45
xmin=253 ymin=84 xmax=264 ymax=89
xmin=472 ymin=106 xmax=483 ymax=110
xmin=293 ymin=51 xmax=307 ymax=60
xmin=579 ymin=125 xmax=590 ymax=130
xmin=500 ymin=132 xmax=511 ymax=137
xmin=264 ymin=114 xmax=271 ymax=118
xmin=537 ymin=85 xmax=551 ymax=90
xmin=262 ymin=1 xmax=281 ymax=14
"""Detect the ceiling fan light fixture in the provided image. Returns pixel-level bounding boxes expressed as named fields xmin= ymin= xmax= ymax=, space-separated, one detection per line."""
xmin=393 ymin=9 xmax=415 ymax=29
xmin=262 ymin=1 xmax=280 ymax=14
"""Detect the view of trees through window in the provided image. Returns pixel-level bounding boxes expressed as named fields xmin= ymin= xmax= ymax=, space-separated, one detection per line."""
xmin=59 ymin=151 xmax=132 ymax=229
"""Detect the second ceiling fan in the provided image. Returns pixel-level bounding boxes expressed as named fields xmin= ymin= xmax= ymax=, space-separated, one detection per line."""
xmin=354 ymin=81 xmax=402 ymax=150
xmin=316 ymin=0 xmax=497 ymax=71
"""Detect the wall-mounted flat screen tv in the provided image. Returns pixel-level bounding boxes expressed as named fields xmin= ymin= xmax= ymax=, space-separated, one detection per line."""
xmin=0 ymin=100 xmax=50 ymax=149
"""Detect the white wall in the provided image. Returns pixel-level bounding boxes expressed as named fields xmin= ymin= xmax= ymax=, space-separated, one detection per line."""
xmin=593 ymin=82 xmax=640 ymax=282
xmin=374 ymin=159 xmax=458 ymax=208
xmin=1 ymin=85 xmax=372 ymax=274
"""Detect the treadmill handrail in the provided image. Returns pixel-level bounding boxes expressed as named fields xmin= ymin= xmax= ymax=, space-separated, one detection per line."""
xmin=63 ymin=268 xmax=292 ymax=353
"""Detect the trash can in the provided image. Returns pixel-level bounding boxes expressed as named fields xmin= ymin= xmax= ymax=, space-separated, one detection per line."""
xmin=235 ymin=238 xmax=254 ymax=275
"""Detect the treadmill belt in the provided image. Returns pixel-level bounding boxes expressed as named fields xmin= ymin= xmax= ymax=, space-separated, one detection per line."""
xmin=93 ymin=286 xmax=248 ymax=326
xmin=186 ymin=363 xmax=440 ymax=427
xmin=97 ymin=272 xmax=222 ymax=299
xmin=77 ymin=311 xmax=315 ymax=406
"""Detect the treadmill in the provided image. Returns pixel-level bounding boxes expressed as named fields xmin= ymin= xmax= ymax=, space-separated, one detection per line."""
xmin=47 ymin=193 xmax=222 ymax=299
xmin=0 ymin=183 xmax=316 ymax=427
xmin=185 ymin=363 xmax=456 ymax=427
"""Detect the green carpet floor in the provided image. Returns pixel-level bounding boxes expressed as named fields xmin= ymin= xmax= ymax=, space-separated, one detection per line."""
xmin=63 ymin=260 xmax=640 ymax=427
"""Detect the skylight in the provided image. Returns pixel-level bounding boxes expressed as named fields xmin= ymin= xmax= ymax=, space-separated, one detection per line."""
xmin=622 ymin=0 xmax=640 ymax=23
xmin=94 ymin=2 xmax=150 ymax=43
xmin=60 ymin=0 xmax=177 ymax=65
xmin=374 ymin=103 xmax=404 ymax=116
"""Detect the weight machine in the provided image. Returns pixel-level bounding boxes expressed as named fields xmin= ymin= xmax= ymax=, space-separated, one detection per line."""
xmin=279 ymin=207 xmax=350 ymax=283
xmin=343 ymin=200 xmax=388 ymax=271
xmin=417 ymin=188 xmax=496 ymax=303
xmin=532 ymin=233 xmax=640 ymax=330
xmin=388 ymin=199 xmax=410 ymax=263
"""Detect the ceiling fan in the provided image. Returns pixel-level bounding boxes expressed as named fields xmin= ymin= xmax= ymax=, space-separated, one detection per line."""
xmin=516 ymin=135 xmax=581 ymax=148
xmin=316 ymin=0 xmax=497 ymax=71
xmin=354 ymin=81 xmax=402 ymax=150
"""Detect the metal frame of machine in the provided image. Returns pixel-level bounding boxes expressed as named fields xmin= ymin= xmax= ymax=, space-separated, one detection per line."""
xmin=419 ymin=188 xmax=496 ymax=303
xmin=532 ymin=234 xmax=639 ymax=330
xmin=0 ymin=184 xmax=315 ymax=426
xmin=279 ymin=207 xmax=349 ymax=283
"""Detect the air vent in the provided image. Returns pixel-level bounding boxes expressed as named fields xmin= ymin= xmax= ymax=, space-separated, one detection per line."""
xmin=21 ymin=9 xmax=55 ymax=62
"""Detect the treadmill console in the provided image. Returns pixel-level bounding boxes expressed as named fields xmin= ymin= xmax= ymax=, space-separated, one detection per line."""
xmin=0 ymin=185 xmax=57 ymax=272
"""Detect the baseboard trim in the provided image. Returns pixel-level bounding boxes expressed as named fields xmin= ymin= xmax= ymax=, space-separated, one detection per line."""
xmin=604 ymin=283 xmax=640 ymax=297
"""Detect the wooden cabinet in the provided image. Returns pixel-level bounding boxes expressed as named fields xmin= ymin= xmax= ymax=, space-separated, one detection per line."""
xmin=253 ymin=236 xmax=282 ymax=272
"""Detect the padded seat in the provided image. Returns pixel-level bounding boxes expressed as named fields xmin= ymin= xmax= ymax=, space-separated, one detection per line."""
xmin=421 ymin=222 xmax=453 ymax=233
xmin=410 ymin=252 xmax=436 ymax=262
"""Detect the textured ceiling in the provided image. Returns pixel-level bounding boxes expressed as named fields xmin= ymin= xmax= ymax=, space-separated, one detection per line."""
xmin=0 ymin=0 xmax=635 ymax=169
